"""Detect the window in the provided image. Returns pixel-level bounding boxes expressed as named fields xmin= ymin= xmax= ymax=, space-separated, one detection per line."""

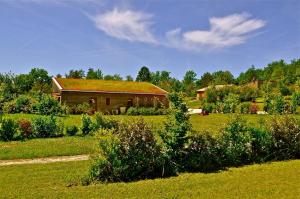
xmin=106 ymin=98 xmax=110 ymax=106
xmin=127 ymin=99 xmax=133 ymax=107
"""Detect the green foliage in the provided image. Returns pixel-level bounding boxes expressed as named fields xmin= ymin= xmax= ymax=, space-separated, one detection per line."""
xmin=32 ymin=116 xmax=63 ymax=138
xmin=0 ymin=118 xmax=18 ymax=141
xmin=183 ymin=132 xmax=222 ymax=172
xmin=69 ymin=103 xmax=93 ymax=115
xmin=36 ymin=95 xmax=64 ymax=115
xmin=239 ymin=102 xmax=251 ymax=114
xmin=239 ymin=86 xmax=259 ymax=102
xmin=273 ymin=95 xmax=285 ymax=114
xmin=136 ymin=66 xmax=151 ymax=82
xmin=88 ymin=119 xmax=165 ymax=183
xmin=3 ymin=101 xmax=16 ymax=114
xmin=223 ymin=93 xmax=240 ymax=113
xmin=86 ymin=68 xmax=103 ymax=80
xmin=268 ymin=116 xmax=300 ymax=159
xmin=291 ymin=92 xmax=300 ymax=113
xmin=81 ymin=114 xmax=95 ymax=136
xmin=15 ymin=95 xmax=33 ymax=113
xmin=65 ymin=69 xmax=85 ymax=79
xmin=183 ymin=70 xmax=197 ymax=96
xmin=212 ymin=70 xmax=235 ymax=85
xmin=66 ymin=125 xmax=79 ymax=136
xmin=126 ymin=107 xmax=167 ymax=116
xmin=159 ymin=93 xmax=191 ymax=170
xmin=220 ymin=117 xmax=253 ymax=166
xmin=94 ymin=112 xmax=118 ymax=130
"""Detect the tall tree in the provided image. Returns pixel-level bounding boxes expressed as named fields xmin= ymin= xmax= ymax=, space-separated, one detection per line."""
xmin=183 ymin=70 xmax=197 ymax=96
xmin=126 ymin=75 xmax=134 ymax=81
xmin=196 ymin=72 xmax=213 ymax=88
xmin=86 ymin=68 xmax=103 ymax=80
xmin=212 ymin=70 xmax=234 ymax=85
xmin=65 ymin=69 xmax=85 ymax=79
xmin=136 ymin=66 xmax=151 ymax=82
xmin=29 ymin=68 xmax=52 ymax=95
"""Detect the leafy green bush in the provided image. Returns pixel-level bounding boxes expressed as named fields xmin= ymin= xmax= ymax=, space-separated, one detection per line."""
xmin=32 ymin=116 xmax=63 ymax=138
xmin=88 ymin=119 xmax=165 ymax=183
xmin=126 ymin=107 xmax=167 ymax=115
xmin=159 ymin=93 xmax=191 ymax=173
xmin=223 ymin=93 xmax=240 ymax=113
xmin=239 ymin=102 xmax=251 ymax=114
xmin=69 ymin=103 xmax=93 ymax=115
xmin=183 ymin=132 xmax=222 ymax=172
xmin=3 ymin=101 xmax=16 ymax=114
xmin=268 ymin=116 xmax=300 ymax=159
xmin=15 ymin=96 xmax=33 ymax=113
xmin=0 ymin=118 xmax=18 ymax=141
xmin=81 ymin=114 xmax=95 ymax=135
xmin=291 ymin=92 xmax=300 ymax=113
xmin=94 ymin=112 xmax=118 ymax=130
xmin=36 ymin=95 xmax=63 ymax=115
xmin=66 ymin=125 xmax=78 ymax=136
xmin=219 ymin=117 xmax=253 ymax=166
xmin=273 ymin=95 xmax=285 ymax=114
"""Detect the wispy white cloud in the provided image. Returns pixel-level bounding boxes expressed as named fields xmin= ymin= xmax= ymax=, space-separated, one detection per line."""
xmin=166 ymin=13 xmax=266 ymax=51
xmin=91 ymin=9 xmax=157 ymax=44
xmin=91 ymin=10 xmax=265 ymax=52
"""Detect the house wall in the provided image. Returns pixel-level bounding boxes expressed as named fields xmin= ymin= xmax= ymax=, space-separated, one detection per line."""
xmin=60 ymin=91 xmax=168 ymax=113
xmin=196 ymin=91 xmax=205 ymax=100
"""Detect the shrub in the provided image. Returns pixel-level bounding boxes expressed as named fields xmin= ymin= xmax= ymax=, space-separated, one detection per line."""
xmin=0 ymin=118 xmax=18 ymax=141
xmin=94 ymin=112 xmax=118 ymax=130
xmin=36 ymin=95 xmax=63 ymax=115
xmin=202 ymin=102 xmax=215 ymax=113
xmin=273 ymin=95 xmax=285 ymax=114
xmin=291 ymin=92 xmax=300 ymax=113
xmin=18 ymin=119 xmax=33 ymax=139
xmin=3 ymin=101 xmax=16 ymax=114
xmin=88 ymin=119 xmax=165 ymax=182
xmin=219 ymin=117 xmax=253 ymax=166
xmin=183 ymin=132 xmax=222 ymax=172
xmin=69 ymin=103 xmax=93 ymax=115
xmin=66 ymin=125 xmax=78 ymax=136
xmin=81 ymin=114 xmax=95 ymax=135
xmin=126 ymin=107 xmax=167 ymax=116
xmin=223 ymin=93 xmax=240 ymax=113
xmin=32 ymin=116 xmax=63 ymax=138
xmin=239 ymin=102 xmax=251 ymax=114
xmin=159 ymin=93 xmax=191 ymax=172
xmin=15 ymin=96 xmax=33 ymax=113
xmin=268 ymin=116 xmax=300 ymax=159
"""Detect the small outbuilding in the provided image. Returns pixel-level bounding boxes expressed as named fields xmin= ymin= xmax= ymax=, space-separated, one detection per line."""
xmin=52 ymin=77 xmax=169 ymax=113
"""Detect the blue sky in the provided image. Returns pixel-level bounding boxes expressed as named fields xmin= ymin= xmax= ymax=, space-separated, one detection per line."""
xmin=0 ymin=0 xmax=299 ymax=79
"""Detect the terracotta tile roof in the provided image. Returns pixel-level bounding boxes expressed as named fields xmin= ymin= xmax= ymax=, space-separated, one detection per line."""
xmin=53 ymin=78 xmax=168 ymax=95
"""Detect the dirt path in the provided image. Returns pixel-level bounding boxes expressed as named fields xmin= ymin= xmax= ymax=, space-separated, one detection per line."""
xmin=0 ymin=154 xmax=89 ymax=166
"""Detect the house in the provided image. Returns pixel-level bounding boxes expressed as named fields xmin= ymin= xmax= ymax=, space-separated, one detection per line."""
xmin=52 ymin=77 xmax=169 ymax=113
xmin=196 ymin=84 xmax=233 ymax=100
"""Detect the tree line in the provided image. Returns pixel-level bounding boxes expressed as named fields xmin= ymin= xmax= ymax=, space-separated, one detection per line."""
xmin=0 ymin=58 xmax=299 ymax=102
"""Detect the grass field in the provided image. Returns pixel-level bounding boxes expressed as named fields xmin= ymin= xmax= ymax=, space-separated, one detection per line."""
xmin=0 ymin=159 xmax=299 ymax=198
xmin=1 ymin=113 xmax=300 ymax=160
xmin=0 ymin=137 xmax=96 ymax=160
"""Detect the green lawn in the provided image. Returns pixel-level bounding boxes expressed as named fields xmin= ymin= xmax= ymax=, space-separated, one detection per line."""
xmin=0 ymin=136 xmax=96 ymax=160
xmin=1 ymin=113 xmax=300 ymax=160
xmin=0 ymin=159 xmax=299 ymax=198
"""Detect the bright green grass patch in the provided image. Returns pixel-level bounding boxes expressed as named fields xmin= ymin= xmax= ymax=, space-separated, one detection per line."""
xmin=186 ymin=100 xmax=202 ymax=109
xmin=0 ymin=137 xmax=96 ymax=160
xmin=0 ymin=160 xmax=299 ymax=198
